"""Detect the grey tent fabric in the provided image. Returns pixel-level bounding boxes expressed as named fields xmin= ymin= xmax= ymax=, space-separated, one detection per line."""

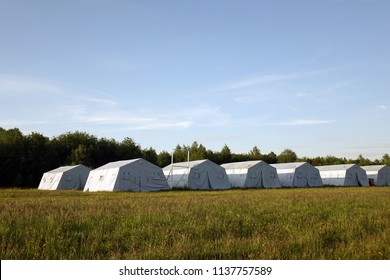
xmin=38 ymin=165 xmax=91 ymax=190
xmin=163 ymin=159 xmax=230 ymax=190
xmin=270 ymin=162 xmax=323 ymax=187
xmin=221 ymin=160 xmax=281 ymax=188
xmin=84 ymin=158 xmax=171 ymax=192
xmin=316 ymin=164 xmax=369 ymax=186
xmin=361 ymin=165 xmax=390 ymax=186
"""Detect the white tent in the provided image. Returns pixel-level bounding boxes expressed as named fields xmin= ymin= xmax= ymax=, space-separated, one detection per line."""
xmin=163 ymin=159 xmax=230 ymax=190
xmin=221 ymin=160 xmax=281 ymax=188
xmin=84 ymin=158 xmax=171 ymax=192
xmin=361 ymin=165 xmax=390 ymax=186
xmin=270 ymin=162 xmax=323 ymax=187
xmin=38 ymin=164 xmax=91 ymax=190
xmin=316 ymin=164 xmax=369 ymax=186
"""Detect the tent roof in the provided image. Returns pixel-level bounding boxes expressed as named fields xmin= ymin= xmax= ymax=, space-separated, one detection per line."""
xmin=163 ymin=159 xmax=210 ymax=171
xmin=221 ymin=160 xmax=268 ymax=169
xmin=46 ymin=164 xmax=86 ymax=173
xmin=270 ymin=162 xmax=308 ymax=170
xmin=94 ymin=159 xmax=142 ymax=170
xmin=316 ymin=164 xmax=357 ymax=171
xmin=361 ymin=165 xmax=387 ymax=172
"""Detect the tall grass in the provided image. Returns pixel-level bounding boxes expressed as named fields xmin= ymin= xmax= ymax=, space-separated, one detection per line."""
xmin=0 ymin=187 xmax=389 ymax=259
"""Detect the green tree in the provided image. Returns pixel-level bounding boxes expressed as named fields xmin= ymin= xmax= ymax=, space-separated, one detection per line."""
xmin=53 ymin=131 xmax=98 ymax=165
xmin=91 ymin=137 xmax=119 ymax=168
xmin=22 ymin=132 xmax=51 ymax=186
xmin=189 ymin=141 xmax=207 ymax=160
xmin=142 ymin=147 xmax=158 ymax=165
xmin=381 ymin=153 xmax=390 ymax=165
xmin=71 ymin=144 xmax=93 ymax=167
xmin=218 ymin=144 xmax=232 ymax=164
xmin=116 ymin=137 xmax=142 ymax=160
xmin=248 ymin=146 xmax=262 ymax=160
xmin=157 ymin=150 xmax=171 ymax=167
xmin=173 ymin=144 xmax=189 ymax=162
xmin=0 ymin=128 xmax=25 ymax=187
xmin=262 ymin=151 xmax=278 ymax=164
xmin=277 ymin=148 xmax=297 ymax=163
xmin=354 ymin=154 xmax=373 ymax=166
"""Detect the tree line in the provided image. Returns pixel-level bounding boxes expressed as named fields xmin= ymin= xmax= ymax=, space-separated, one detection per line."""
xmin=1 ymin=127 xmax=389 ymax=188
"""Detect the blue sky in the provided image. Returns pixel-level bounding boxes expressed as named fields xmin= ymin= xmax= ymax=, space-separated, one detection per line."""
xmin=1 ymin=0 xmax=389 ymax=159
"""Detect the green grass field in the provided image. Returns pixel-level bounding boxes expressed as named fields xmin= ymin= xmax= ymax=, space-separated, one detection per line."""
xmin=0 ymin=187 xmax=389 ymax=260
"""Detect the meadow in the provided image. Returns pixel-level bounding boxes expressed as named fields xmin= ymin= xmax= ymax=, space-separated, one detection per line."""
xmin=0 ymin=187 xmax=389 ymax=260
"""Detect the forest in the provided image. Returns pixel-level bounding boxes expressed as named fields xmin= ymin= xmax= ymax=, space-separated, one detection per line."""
xmin=1 ymin=127 xmax=389 ymax=188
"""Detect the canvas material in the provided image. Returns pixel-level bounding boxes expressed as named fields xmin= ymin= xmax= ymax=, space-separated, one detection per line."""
xmin=84 ymin=159 xmax=170 ymax=192
xmin=38 ymin=165 xmax=90 ymax=190
xmin=164 ymin=160 xmax=230 ymax=190
xmin=272 ymin=163 xmax=323 ymax=187
xmin=222 ymin=161 xmax=281 ymax=188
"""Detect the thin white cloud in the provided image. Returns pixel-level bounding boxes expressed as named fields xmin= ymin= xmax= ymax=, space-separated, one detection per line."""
xmin=57 ymin=103 xmax=193 ymax=130
xmin=80 ymin=96 xmax=116 ymax=107
xmin=274 ymin=119 xmax=336 ymax=126
xmin=0 ymin=74 xmax=62 ymax=95
xmin=376 ymin=105 xmax=387 ymax=110
xmin=0 ymin=119 xmax=50 ymax=126
xmin=210 ymin=68 xmax=336 ymax=93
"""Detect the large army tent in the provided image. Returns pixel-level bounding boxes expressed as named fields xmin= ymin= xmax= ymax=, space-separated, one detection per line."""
xmin=221 ymin=160 xmax=281 ymax=188
xmin=84 ymin=158 xmax=170 ymax=192
xmin=316 ymin=164 xmax=369 ymax=186
xmin=270 ymin=162 xmax=323 ymax=187
xmin=38 ymin=165 xmax=90 ymax=190
xmin=163 ymin=159 xmax=230 ymax=190
xmin=361 ymin=165 xmax=390 ymax=186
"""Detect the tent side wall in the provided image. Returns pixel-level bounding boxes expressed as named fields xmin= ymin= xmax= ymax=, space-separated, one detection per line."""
xmin=39 ymin=165 xmax=90 ymax=190
xmin=293 ymin=166 xmax=309 ymax=187
xmin=362 ymin=166 xmax=390 ymax=186
xmin=243 ymin=165 xmax=263 ymax=188
xmin=113 ymin=161 xmax=170 ymax=192
xmin=319 ymin=170 xmax=347 ymax=186
xmin=245 ymin=164 xmax=281 ymax=188
xmin=164 ymin=160 xmax=230 ymax=190
xmin=355 ymin=166 xmax=369 ymax=186
xmin=202 ymin=162 xmax=230 ymax=190
xmin=272 ymin=163 xmax=322 ymax=187
xmin=38 ymin=172 xmax=63 ymax=190
xmin=276 ymin=169 xmax=295 ymax=187
xmin=224 ymin=167 xmax=248 ymax=188
xmin=188 ymin=164 xmax=213 ymax=190
xmin=260 ymin=165 xmax=281 ymax=188
xmin=84 ymin=167 xmax=120 ymax=192
xmin=164 ymin=167 xmax=190 ymax=188
xmin=307 ymin=167 xmax=323 ymax=187
xmin=373 ymin=167 xmax=390 ymax=186
xmin=56 ymin=166 xmax=90 ymax=190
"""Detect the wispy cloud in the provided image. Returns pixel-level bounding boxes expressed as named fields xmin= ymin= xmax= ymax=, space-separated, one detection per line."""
xmin=0 ymin=74 xmax=62 ymax=95
xmin=210 ymin=68 xmax=336 ymax=93
xmin=58 ymin=104 xmax=193 ymax=130
xmin=273 ymin=119 xmax=336 ymax=126
xmin=376 ymin=105 xmax=387 ymax=110
xmin=80 ymin=96 xmax=117 ymax=107
xmin=0 ymin=120 xmax=50 ymax=126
